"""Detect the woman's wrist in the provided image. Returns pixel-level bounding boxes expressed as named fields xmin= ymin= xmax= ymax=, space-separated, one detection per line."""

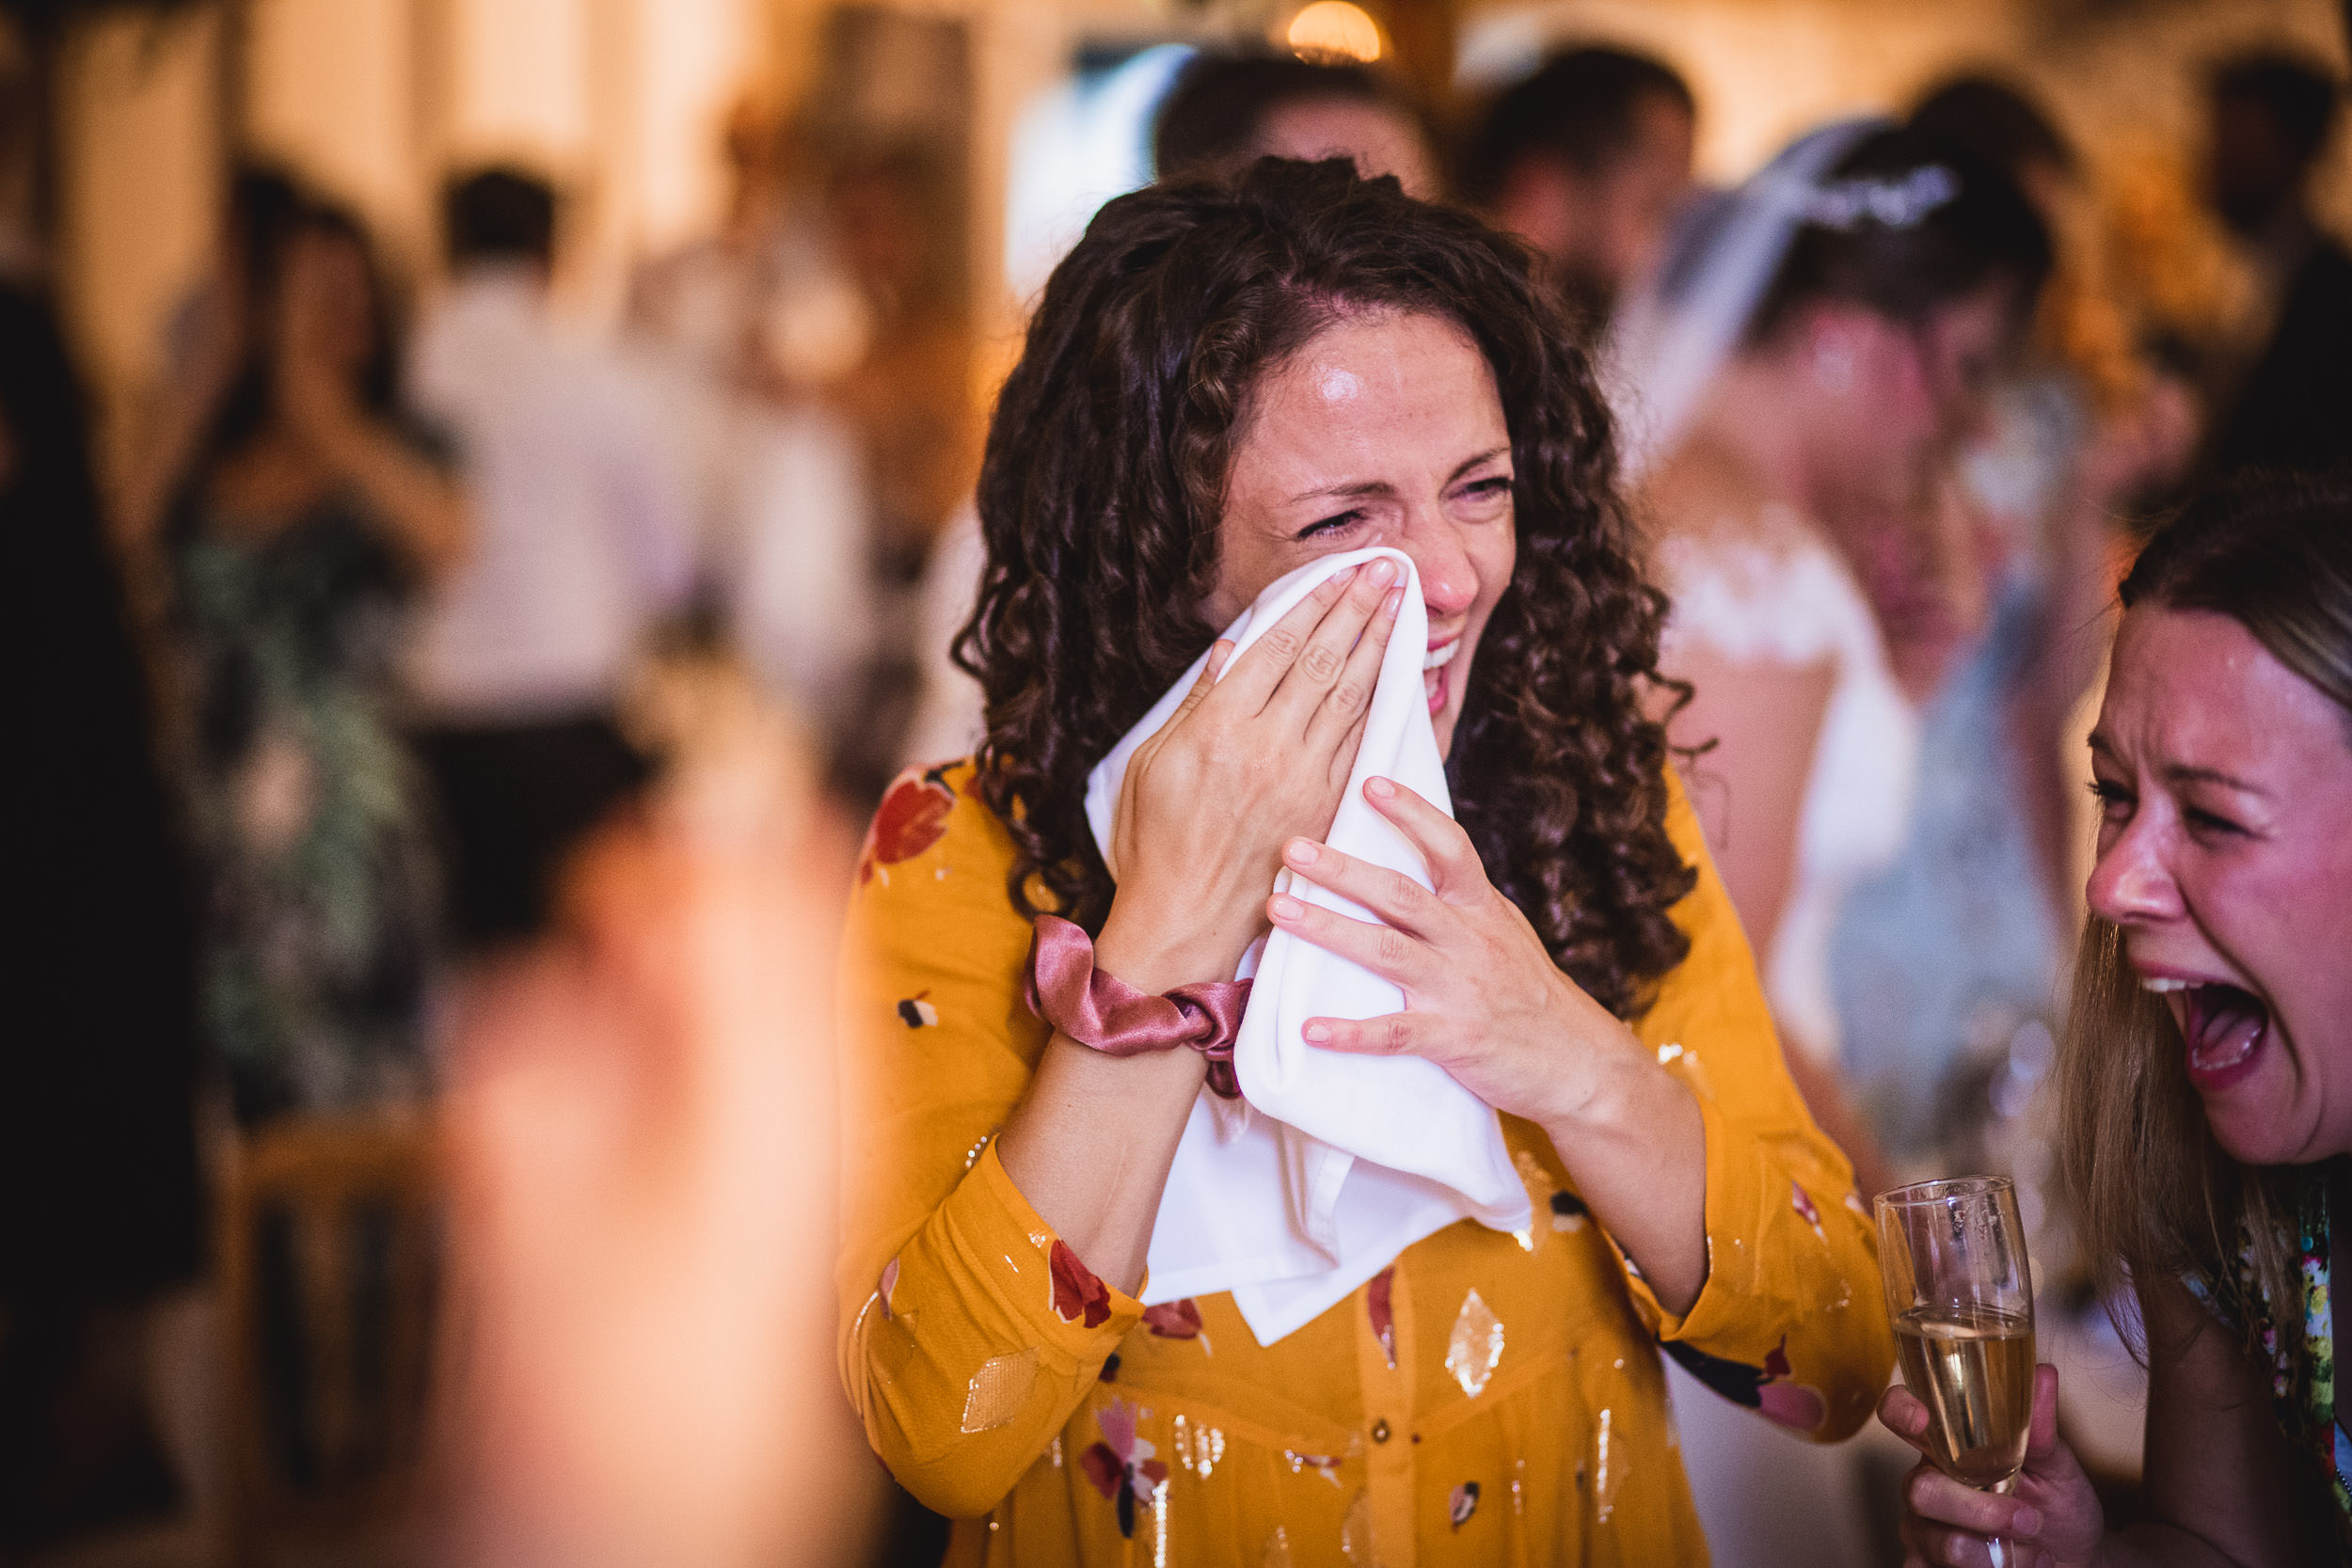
xmin=1094 ymin=901 xmax=1251 ymax=996
xmin=1527 ymin=1016 xmax=1654 ymax=1135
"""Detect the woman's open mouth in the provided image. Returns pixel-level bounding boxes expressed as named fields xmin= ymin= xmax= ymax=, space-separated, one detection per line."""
xmin=1422 ymin=638 xmax=1459 ymax=717
xmin=2144 ymin=975 xmax=2270 ymax=1092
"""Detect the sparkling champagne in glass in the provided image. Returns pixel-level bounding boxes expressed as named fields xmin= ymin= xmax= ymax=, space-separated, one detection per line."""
xmin=1878 ymin=1178 xmax=2037 ymax=1510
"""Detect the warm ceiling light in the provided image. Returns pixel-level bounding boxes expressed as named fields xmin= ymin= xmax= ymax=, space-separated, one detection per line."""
xmin=1286 ymin=2 xmax=1381 ymax=64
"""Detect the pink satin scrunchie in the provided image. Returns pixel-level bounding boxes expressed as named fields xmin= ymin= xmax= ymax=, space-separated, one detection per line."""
xmin=1024 ymin=914 xmax=1249 ymax=1099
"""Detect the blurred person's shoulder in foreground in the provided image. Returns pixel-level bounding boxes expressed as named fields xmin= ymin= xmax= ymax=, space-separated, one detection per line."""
xmin=433 ymin=658 xmax=884 ymax=1568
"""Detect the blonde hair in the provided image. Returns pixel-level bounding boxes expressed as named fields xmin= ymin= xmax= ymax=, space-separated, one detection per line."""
xmin=2058 ymin=476 xmax=2352 ymax=1338
xmin=2058 ymin=917 xmax=2300 ymax=1331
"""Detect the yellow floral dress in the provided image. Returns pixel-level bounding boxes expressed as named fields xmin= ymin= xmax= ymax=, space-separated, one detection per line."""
xmin=838 ymin=760 xmax=1892 ymax=1567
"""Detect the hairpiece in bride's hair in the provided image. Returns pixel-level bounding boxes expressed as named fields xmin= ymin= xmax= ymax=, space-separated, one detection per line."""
xmin=1798 ymin=165 xmax=1959 ymax=231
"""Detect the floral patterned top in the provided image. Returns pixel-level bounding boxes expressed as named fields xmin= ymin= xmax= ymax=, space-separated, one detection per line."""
xmin=2185 ymin=1167 xmax=2352 ymax=1555
xmin=173 ymin=490 xmax=438 ymax=1123
xmin=836 ymin=761 xmax=1894 ymax=1567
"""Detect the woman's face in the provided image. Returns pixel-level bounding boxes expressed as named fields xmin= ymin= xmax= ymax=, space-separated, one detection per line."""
xmin=2087 ymin=605 xmax=2352 ymax=1166
xmin=1208 ymin=309 xmax=1518 ymax=759
xmin=1810 ymin=280 xmax=2015 ymax=501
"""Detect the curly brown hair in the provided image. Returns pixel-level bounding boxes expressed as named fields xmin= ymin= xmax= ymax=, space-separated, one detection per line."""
xmin=956 ymin=157 xmax=1693 ymax=1019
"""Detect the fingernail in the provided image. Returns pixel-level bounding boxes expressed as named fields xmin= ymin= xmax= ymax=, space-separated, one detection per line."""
xmin=1303 ymin=1022 xmax=1331 ymax=1042
xmin=1367 ymin=558 xmax=1396 ymax=585
xmin=1271 ymin=894 xmax=1305 ymax=920
xmin=1366 ymin=776 xmax=1396 ymax=799
xmin=1384 ymin=588 xmax=1404 ymax=614
xmin=2010 ymin=1506 xmax=2040 ymax=1538
xmin=1286 ymin=838 xmax=1318 ymax=864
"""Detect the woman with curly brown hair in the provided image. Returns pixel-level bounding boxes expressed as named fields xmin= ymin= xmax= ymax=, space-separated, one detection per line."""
xmin=837 ymin=157 xmax=1891 ymax=1566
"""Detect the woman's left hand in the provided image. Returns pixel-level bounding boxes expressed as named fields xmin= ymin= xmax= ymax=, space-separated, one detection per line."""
xmin=1265 ymin=775 xmax=1648 ymax=1129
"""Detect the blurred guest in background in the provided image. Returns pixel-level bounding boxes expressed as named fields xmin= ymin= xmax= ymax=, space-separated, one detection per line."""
xmin=1826 ymin=77 xmax=2194 ymax=1172
xmin=2202 ymin=50 xmax=2352 ymax=479
xmin=407 ymin=168 xmax=694 ymax=954
xmin=629 ymin=104 xmax=876 ymax=748
xmin=1620 ymin=119 xmax=2049 ymax=1568
xmin=1459 ymin=46 xmax=1698 ymax=335
xmin=802 ymin=136 xmax=981 ymax=805
xmin=119 ymin=166 xmax=309 ymax=561
xmin=1152 ymin=49 xmax=1438 ymax=196
xmin=1630 ymin=121 xmax=2048 ymax=1088
xmin=141 ymin=198 xmax=460 ymax=1123
xmin=0 ymin=270 xmax=204 ymax=1545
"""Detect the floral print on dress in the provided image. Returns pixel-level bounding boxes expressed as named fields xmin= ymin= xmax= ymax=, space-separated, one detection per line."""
xmin=1051 ymin=1240 xmax=1113 ymax=1328
xmin=2185 ymin=1172 xmax=2352 ymax=1545
xmin=1449 ymin=1481 xmax=1480 ymax=1528
xmin=897 ymin=990 xmax=939 ymax=1027
xmin=1366 ymin=1268 xmax=1397 ymax=1368
xmin=174 ymin=499 xmax=435 ymax=1121
xmin=1143 ymin=1298 xmax=1209 ymax=1352
xmin=859 ymin=764 xmax=959 ymax=886
xmin=1662 ymin=1333 xmax=1826 ymax=1433
xmin=1080 ymin=1399 xmax=1168 ymax=1539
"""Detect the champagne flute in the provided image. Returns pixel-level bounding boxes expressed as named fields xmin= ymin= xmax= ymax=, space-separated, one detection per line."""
xmin=1878 ymin=1177 xmax=2036 ymax=1564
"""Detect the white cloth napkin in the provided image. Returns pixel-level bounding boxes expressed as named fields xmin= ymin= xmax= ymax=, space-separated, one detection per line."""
xmin=1084 ymin=546 xmax=1530 ymax=1344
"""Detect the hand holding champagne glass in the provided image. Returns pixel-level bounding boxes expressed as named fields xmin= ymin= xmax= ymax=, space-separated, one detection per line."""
xmin=1878 ymin=1178 xmax=2036 ymax=1561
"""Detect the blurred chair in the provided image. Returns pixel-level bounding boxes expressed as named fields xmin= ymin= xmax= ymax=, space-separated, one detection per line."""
xmin=216 ymin=1115 xmax=440 ymax=1566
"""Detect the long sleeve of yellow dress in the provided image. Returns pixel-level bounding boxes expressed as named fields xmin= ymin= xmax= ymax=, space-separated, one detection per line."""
xmin=837 ymin=761 xmax=1892 ymax=1568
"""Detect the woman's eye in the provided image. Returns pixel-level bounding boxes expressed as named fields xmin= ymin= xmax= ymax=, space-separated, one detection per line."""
xmin=1297 ymin=510 xmax=1364 ymax=540
xmin=1460 ymin=476 xmax=1513 ymax=501
xmin=2185 ymin=806 xmax=2246 ymax=837
xmin=2088 ymin=779 xmax=2132 ymax=817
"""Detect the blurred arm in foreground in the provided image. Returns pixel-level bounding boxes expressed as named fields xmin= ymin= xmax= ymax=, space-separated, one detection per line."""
xmin=428 ymin=665 xmax=883 ymax=1568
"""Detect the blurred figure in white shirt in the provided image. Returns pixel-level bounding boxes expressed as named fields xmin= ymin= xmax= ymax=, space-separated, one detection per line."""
xmin=407 ymin=167 xmax=695 ymax=955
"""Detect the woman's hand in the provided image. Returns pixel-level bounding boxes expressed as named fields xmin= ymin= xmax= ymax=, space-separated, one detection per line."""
xmin=1879 ymin=1366 xmax=2107 ymax=1568
xmin=1002 ymin=561 xmax=1402 ymax=1293
xmin=1095 ymin=560 xmax=1403 ymax=991
xmin=1264 ymin=775 xmax=1651 ymax=1126
xmin=1266 ymin=775 xmax=1710 ymax=1310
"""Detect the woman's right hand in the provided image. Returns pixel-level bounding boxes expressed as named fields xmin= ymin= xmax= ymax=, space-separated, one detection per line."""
xmin=1096 ymin=558 xmax=1404 ymax=991
xmin=1879 ymin=1366 xmax=2107 ymax=1568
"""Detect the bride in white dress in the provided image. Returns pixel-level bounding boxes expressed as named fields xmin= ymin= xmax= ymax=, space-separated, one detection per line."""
xmin=1615 ymin=119 xmax=2053 ymax=1567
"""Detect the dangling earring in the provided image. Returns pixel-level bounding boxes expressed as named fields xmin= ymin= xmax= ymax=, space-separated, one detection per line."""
xmin=1812 ymin=335 xmax=1856 ymax=396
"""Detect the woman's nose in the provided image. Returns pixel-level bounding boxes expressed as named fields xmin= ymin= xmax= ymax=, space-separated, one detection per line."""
xmin=2085 ymin=818 xmax=2185 ymax=927
xmin=1402 ymin=521 xmax=1478 ymax=621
